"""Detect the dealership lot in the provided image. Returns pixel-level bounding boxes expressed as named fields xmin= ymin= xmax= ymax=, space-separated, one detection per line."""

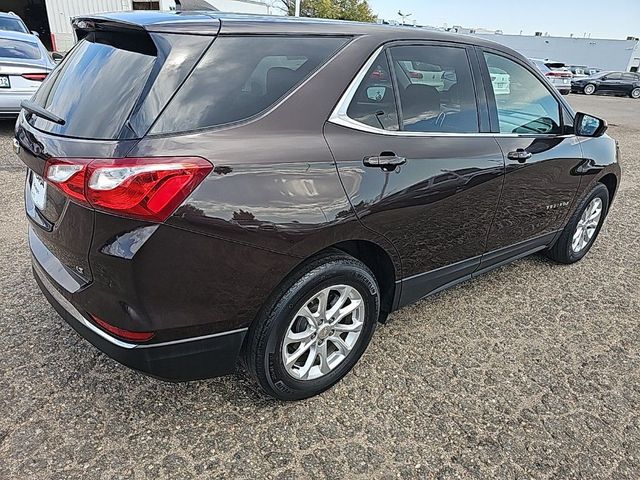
xmin=0 ymin=95 xmax=638 ymax=478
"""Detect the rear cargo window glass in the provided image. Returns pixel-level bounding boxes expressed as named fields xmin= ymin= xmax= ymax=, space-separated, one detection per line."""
xmin=0 ymin=17 xmax=29 ymax=33
xmin=150 ymin=36 xmax=348 ymax=134
xmin=0 ymin=38 xmax=40 ymax=59
xmin=29 ymin=31 xmax=156 ymax=140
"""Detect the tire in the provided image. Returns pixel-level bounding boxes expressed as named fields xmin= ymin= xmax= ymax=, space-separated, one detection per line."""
xmin=631 ymin=87 xmax=640 ymax=99
xmin=243 ymin=250 xmax=380 ymax=400
xmin=583 ymin=83 xmax=596 ymax=95
xmin=547 ymin=183 xmax=609 ymax=264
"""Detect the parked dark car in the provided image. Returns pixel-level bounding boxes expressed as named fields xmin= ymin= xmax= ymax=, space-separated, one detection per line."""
xmin=16 ymin=11 xmax=620 ymax=400
xmin=572 ymin=71 xmax=640 ymax=98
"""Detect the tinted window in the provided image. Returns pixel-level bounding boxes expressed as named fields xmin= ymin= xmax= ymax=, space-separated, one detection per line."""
xmin=30 ymin=31 xmax=156 ymax=139
xmin=0 ymin=38 xmax=40 ymax=60
xmin=151 ymin=36 xmax=347 ymax=134
xmin=346 ymin=52 xmax=399 ymax=131
xmin=530 ymin=59 xmax=550 ymax=74
xmin=0 ymin=17 xmax=28 ymax=33
xmin=389 ymin=45 xmax=478 ymax=133
xmin=484 ymin=52 xmax=561 ymax=135
xmin=622 ymin=73 xmax=638 ymax=82
xmin=605 ymin=72 xmax=622 ymax=80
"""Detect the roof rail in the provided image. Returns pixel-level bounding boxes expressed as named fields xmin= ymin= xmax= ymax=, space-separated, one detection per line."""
xmin=175 ymin=0 xmax=219 ymax=11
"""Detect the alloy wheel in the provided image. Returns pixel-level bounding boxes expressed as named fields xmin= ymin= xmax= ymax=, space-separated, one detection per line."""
xmin=572 ymin=197 xmax=603 ymax=253
xmin=631 ymin=88 xmax=640 ymax=99
xmin=282 ymin=284 xmax=365 ymax=381
xmin=584 ymin=84 xmax=596 ymax=95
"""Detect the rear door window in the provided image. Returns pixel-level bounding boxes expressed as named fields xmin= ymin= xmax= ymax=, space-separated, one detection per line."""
xmin=0 ymin=38 xmax=40 ymax=60
xmin=150 ymin=36 xmax=348 ymax=134
xmin=389 ymin=45 xmax=479 ymax=133
xmin=346 ymin=51 xmax=399 ymax=131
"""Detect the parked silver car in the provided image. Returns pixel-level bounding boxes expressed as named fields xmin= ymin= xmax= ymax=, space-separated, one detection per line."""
xmin=530 ymin=58 xmax=572 ymax=95
xmin=0 ymin=30 xmax=55 ymax=118
xmin=0 ymin=11 xmax=31 ymax=35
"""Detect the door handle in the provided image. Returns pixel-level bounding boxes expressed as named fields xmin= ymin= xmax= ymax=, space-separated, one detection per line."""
xmin=363 ymin=153 xmax=406 ymax=170
xmin=507 ymin=149 xmax=532 ymax=163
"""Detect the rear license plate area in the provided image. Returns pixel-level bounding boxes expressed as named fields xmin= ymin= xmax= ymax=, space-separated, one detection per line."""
xmin=0 ymin=75 xmax=10 ymax=88
xmin=30 ymin=170 xmax=47 ymax=210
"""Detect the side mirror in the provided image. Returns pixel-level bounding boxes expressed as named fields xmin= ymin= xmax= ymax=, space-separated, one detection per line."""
xmin=52 ymin=52 xmax=64 ymax=62
xmin=574 ymin=112 xmax=607 ymax=137
xmin=366 ymin=86 xmax=387 ymax=102
xmin=31 ymin=30 xmax=39 ymax=37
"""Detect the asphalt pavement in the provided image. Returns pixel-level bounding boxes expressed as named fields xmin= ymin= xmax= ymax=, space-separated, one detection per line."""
xmin=0 ymin=94 xmax=638 ymax=479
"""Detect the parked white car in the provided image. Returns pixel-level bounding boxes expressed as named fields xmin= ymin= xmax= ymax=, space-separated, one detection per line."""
xmin=530 ymin=58 xmax=572 ymax=95
xmin=0 ymin=29 xmax=55 ymax=118
xmin=489 ymin=67 xmax=510 ymax=95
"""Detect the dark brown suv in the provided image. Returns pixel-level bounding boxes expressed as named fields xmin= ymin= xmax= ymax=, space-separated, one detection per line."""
xmin=16 ymin=11 xmax=620 ymax=400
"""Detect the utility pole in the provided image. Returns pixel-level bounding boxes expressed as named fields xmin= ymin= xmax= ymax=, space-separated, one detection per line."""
xmin=295 ymin=0 xmax=301 ymax=16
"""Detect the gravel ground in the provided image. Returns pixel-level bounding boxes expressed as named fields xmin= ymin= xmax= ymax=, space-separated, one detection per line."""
xmin=0 ymin=95 xmax=638 ymax=479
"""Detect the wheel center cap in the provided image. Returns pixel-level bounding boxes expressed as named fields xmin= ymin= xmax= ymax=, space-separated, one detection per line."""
xmin=317 ymin=324 xmax=331 ymax=340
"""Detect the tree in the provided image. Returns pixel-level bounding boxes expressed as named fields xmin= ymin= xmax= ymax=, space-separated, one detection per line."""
xmin=279 ymin=0 xmax=376 ymax=23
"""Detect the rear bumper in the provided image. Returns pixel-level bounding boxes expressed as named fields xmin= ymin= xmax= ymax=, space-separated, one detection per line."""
xmin=33 ymin=261 xmax=247 ymax=382
xmin=0 ymin=90 xmax=34 ymax=116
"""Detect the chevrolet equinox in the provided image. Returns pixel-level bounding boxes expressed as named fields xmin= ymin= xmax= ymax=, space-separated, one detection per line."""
xmin=16 ymin=11 xmax=621 ymax=400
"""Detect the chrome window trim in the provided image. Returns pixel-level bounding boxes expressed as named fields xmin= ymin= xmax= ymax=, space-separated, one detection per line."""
xmin=34 ymin=261 xmax=247 ymax=350
xmin=328 ymin=45 xmax=572 ymax=140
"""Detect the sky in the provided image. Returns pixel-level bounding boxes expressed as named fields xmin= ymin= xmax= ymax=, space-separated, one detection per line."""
xmin=367 ymin=0 xmax=640 ymax=39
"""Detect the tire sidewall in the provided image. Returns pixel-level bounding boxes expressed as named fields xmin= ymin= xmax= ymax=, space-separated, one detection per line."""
xmin=260 ymin=262 xmax=379 ymax=400
xmin=563 ymin=185 xmax=609 ymax=262
xmin=631 ymin=87 xmax=640 ymax=99
xmin=584 ymin=84 xmax=596 ymax=95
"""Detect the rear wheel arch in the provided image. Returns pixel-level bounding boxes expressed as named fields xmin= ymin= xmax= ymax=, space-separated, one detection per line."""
xmin=248 ymin=237 xmax=400 ymax=337
xmin=331 ymin=239 xmax=398 ymax=320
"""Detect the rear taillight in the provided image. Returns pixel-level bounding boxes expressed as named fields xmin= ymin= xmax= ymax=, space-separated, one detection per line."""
xmin=44 ymin=157 xmax=212 ymax=222
xmin=90 ymin=314 xmax=155 ymax=342
xmin=546 ymin=71 xmax=572 ymax=78
xmin=22 ymin=73 xmax=48 ymax=82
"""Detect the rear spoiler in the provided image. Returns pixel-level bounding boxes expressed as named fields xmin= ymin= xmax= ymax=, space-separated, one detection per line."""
xmin=72 ymin=11 xmax=220 ymax=38
xmin=176 ymin=0 xmax=219 ymax=11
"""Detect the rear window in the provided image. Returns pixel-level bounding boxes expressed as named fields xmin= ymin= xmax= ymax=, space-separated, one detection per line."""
xmin=0 ymin=38 xmax=40 ymax=60
xmin=150 ymin=36 xmax=348 ymax=134
xmin=30 ymin=30 xmax=157 ymax=140
xmin=0 ymin=17 xmax=28 ymax=33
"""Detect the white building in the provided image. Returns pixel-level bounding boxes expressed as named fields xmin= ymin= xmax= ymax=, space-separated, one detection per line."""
xmin=1 ymin=0 xmax=270 ymax=52
xmin=472 ymin=33 xmax=640 ymax=72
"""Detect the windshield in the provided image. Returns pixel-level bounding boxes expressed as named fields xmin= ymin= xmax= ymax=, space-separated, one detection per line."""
xmin=0 ymin=17 xmax=28 ymax=33
xmin=0 ymin=38 xmax=40 ymax=59
xmin=30 ymin=30 xmax=156 ymax=139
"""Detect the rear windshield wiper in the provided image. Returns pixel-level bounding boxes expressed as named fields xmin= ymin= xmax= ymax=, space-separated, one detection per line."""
xmin=20 ymin=100 xmax=66 ymax=126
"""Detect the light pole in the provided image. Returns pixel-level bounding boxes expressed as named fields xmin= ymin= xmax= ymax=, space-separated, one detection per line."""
xmin=398 ymin=10 xmax=412 ymax=26
xmin=295 ymin=0 xmax=301 ymax=16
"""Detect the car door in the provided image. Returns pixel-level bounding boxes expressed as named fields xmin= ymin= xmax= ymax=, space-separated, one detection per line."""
xmin=599 ymin=72 xmax=623 ymax=93
xmin=324 ymin=42 xmax=505 ymax=306
xmin=477 ymin=49 xmax=583 ymax=269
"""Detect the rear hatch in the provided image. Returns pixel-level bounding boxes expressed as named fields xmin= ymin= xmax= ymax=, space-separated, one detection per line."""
xmin=16 ymin=16 xmax=217 ymax=292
